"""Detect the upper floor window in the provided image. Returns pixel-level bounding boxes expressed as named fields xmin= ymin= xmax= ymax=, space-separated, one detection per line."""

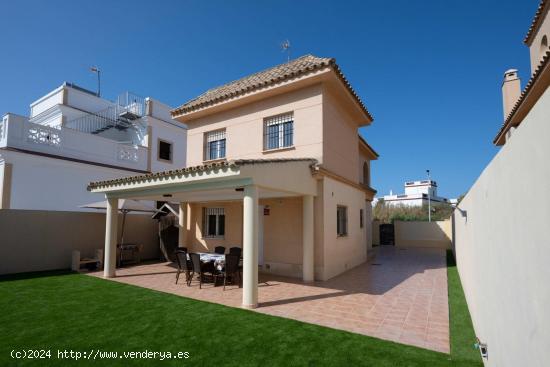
xmin=158 ymin=139 xmax=172 ymax=162
xmin=264 ymin=113 xmax=293 ymax=150
xmin=337 ymin=205 xmax=348 ymax=237
xmin=204 ymin=129 xmax=226 ymax=161
xmin=203 ymin=207 xmax=225 ymax=238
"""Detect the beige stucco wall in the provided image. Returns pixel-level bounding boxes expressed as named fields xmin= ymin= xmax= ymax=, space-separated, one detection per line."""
xmin=323 ymin=88 xmax=361 ymax=183
xmin=321 ymin=176 xmax=368 ymax=280
xmin=394 ymin=220 xmax=452 ymax=249
xmin=185 ymin=201 xmax=243 ymax=252
xmin=453 ymin=87 xmax=550 ymax=367
xmin=0 ymin=209 xmax=159 ymax=275
xmin=184 ymin=84 xmax=324 ymax=166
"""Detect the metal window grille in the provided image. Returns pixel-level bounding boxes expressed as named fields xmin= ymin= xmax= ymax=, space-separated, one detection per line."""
xmin=204 ymin=130 xmax=226 ymax=160
xmin=203 ymin=207 xmax=225 ymax=237
xmin=337 ymin=206 xmax=348 ymax=236
xmin=264 ymin=113 xmax=293 ymax=150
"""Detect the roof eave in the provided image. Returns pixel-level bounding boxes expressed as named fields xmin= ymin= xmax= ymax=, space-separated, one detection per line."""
xmin=493 ymin=50 xmax=550 ymax=145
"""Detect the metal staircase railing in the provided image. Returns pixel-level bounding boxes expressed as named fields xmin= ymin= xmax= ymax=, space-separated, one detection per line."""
xmin=65 ymin=92 xmax=147 ymax=144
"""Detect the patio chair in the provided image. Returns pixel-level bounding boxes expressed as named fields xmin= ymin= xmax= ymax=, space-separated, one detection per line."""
xmin=174 ymin=250 xmax=193 ymax=286
xmin=214 ymin=254 xmax=241 ymax=291
xmin=189 ymin=253 xmax=216 ymax=289
xmin=214 ymin=246 xmax=226 ymax=254
xmin=229 ymin=247 xmax=242 ymax=257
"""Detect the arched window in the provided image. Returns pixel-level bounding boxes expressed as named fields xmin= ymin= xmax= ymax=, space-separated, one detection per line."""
xmin=362 ymin=162 xmax=370 ymax=186
xmin=540 ymin=35 xmax=548 ymax=58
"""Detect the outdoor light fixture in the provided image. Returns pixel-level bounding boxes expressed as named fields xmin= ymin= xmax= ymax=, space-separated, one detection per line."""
xmin=235 ymin=187 xmax=244 ymax=192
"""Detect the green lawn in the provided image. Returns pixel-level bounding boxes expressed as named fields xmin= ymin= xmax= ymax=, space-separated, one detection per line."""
xmin=0 ymin=254 xmax=481 ymax=367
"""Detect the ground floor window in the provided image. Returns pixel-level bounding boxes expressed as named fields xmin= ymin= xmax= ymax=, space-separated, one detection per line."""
xmin=337 ymin=205 xmax=348 ymax=237
xmin=203 ymin=207 xmax=225 ymax=237
xmin=360 ymin=208 xmax=364 ymax=228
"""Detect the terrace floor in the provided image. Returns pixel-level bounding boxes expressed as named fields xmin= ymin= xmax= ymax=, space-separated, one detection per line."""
xmin=89 ymin=246 xmax=449 ymax=353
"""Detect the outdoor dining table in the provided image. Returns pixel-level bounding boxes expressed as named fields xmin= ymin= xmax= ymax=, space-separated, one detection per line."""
xmin=187 ymin=252 xmax=227 ymax=270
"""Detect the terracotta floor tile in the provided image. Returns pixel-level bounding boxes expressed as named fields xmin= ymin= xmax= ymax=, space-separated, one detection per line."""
xmin=88 ymin=246 xmax=450 ymax=353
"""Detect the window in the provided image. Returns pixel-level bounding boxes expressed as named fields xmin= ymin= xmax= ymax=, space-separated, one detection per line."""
xmin=264 ymin=113 xmax=293 ymax=150
xmin=203 ymin=208 xmax=225 ymax=237
xmin=204 ymin=129 xmax=226 ymax=161
xmin=360 ymin=209 xmax=364 ymax=228
xmin=158 ymin=139 xmax=172 ymax=162
xmin=337 ymin=206 xmax=348 ymax=237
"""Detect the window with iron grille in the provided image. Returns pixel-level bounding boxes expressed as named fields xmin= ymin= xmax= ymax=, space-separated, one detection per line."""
xmin=337 ymin=206 xmax=348 ymax=237
xmin=202 ymin=207 xmax=225 ymax=237
xmin=204 ymin=129 xmax=226 ymax=161
xmin=263 ymin=113 xmax=293 ymax=150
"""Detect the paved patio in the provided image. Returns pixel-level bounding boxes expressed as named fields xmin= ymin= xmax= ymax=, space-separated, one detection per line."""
xmin=89 ymin=246 xmax=449 ymax=353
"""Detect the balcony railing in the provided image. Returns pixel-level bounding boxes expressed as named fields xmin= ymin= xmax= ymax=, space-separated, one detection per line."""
xmin=0 ymin=115 xmax=147 ymax=171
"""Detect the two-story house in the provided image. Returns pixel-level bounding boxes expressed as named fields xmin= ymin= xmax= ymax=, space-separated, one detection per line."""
xmin=88 ymin=55 xmax=378 ymax=309
xmin=0 ymin=83 xmax=187 ymax=211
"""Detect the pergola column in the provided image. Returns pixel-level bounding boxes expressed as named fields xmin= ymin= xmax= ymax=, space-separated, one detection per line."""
xmin=302 ymin=195 xmax=314 ymax=282
xmin=242 ymin=185 xmax=259 ymax=308
xmin=178 ymin=202 xmax=187 ymax=247
xmin=104 ymin=196 xmax=119 ymax=278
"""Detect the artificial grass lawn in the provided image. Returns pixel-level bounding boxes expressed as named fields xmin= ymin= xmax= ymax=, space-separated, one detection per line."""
xmin=0 ymin=255 xmax=481 ymax=367
xmin=446 ymin=250 xmax=482 ymax=365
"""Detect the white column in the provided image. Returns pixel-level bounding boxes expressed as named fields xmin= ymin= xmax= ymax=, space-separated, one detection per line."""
xmin=104 ymin=196 xmax=119 ymax=278
xmin=178 ymin=202 xmax=187 ymax=247
xmin=242 ymin=185 xmax=259 ymax=308
xmin=302 ymin=195 xmax=314 ymax=282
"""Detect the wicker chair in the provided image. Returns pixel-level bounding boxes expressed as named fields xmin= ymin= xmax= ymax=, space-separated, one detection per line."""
xmin=229 ymin=247 xmax=242 ymax=257
xmin=214 ymin=246 xmax=226 ymax=254
xmin=189 ymin=253 xmax=216 ymax=289
xmin=215 ymin=254 xmax=241 ymax=291
xmin=174 ymin=250 xmax=192 ymax=286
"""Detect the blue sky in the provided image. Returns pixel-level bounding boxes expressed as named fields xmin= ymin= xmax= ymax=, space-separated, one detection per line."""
xmin=0 ymin=0 xmax=537 ymax=198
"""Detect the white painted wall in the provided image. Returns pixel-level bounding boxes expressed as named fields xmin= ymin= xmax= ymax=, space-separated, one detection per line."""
xmin=453 ymin=87 xmax=550 ymax=367
xmin=0 ymin=149 xmax=143 ymax=211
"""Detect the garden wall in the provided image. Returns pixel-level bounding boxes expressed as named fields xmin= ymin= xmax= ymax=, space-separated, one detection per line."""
xmin=453 ymin=88 xmax=550 ymax=366
xmin=394 ymin=220 xmax=452 ymax=249
xmin=0 ymin=209 xmax=160 ymax=274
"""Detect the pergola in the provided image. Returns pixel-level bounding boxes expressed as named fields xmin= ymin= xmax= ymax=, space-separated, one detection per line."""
xmin=87 ymin=158 xmax=318 ymax=308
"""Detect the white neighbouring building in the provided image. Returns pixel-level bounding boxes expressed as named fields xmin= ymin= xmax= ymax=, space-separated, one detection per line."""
xmin=381 ymin=180 xmax=451 ymax=207
xmin=0 ymin=82 xmax=187 ymax=211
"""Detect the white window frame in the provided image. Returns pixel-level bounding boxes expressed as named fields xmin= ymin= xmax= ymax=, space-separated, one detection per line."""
xmin=204 ymin=129 xmax=226 ymax=161
xmin=263 ymin=113 xmax=294 ymax=151
xmin=203 ymin=207 xmax=225 ymax=238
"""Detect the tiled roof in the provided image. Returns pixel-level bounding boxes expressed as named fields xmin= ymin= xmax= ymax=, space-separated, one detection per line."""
xmin=171 ymin=54 xmax=373 ymax=121
xmin=524 ymin=0 xmax=549 ymax=45
xmin=494 ymin=50 xmax=550 ymax=144
xmin=87 ymin=158 xmax=318 ymax=191
xmin=359 ymin=135 xmax=379 ymax=158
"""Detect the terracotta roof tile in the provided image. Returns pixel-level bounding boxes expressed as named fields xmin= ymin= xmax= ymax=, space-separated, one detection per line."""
xmin=87 ymin=158 xmax=318 ymax=191
xmin=171 ymin=54 xmax=373 ymax=121
xmin=524 ymin=0 xmax=549 ymax=45
xmin=494 ymin=50 xmax=550 ymax=144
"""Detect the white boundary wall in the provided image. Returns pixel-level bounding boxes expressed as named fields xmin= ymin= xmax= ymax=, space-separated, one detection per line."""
xmin=453 ymin=88 xmax=550 ymax=367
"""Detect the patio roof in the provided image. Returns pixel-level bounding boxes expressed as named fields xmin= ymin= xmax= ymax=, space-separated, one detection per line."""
xmin=87 ymin=158 xmax=319 ymax=202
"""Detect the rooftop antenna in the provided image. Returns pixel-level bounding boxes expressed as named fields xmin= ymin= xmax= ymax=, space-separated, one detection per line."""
xmin=90 ymin=66 xmax=101 ymax=97
xmin=281 ymin=40 xmax=291 ymax=62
